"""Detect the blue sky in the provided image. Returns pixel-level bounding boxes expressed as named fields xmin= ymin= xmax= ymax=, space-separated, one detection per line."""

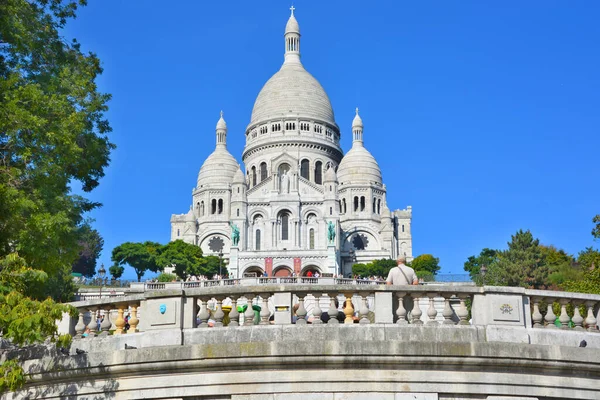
xmin=65 ymin=1 xmax=600 ymax=280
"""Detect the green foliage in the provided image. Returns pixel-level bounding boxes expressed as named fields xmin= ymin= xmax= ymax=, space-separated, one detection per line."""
xmin=592 ymin=214 xmax=600 ymax=240
xmin=111 ymin=241 xmax=162 ymax=282
xmin=0 ymin=359 xmax=26 ymax=392
xmin=109 ymin=264 xmax=124 ymax=280
xmin=409 ymin=254 xmax=441 ymax=275
xmin=351 ymin=259 xmax=396 ymax=278
xmin=187 ymin=255 xmax=228 ymax=279
xmin=563 ymin=266 xmax=600 ymax=294
xmin=463 ymin=248 xmax=498 ymax=280
xmin=416 ymin=270 xmax=434 ymax=282
xmin=156 ymin=240 xmax=204 ymax=279
xmin=541 ymin=245 xmax=581 ymax=288
xmin=72 ymin=221 xmax=104 ymax=278
xmin=157 ymin=273 xmax=178 ymax=283
xmin=484 ymin=230 xmax=549 ymax=289
xmin=577 ymin=247 xmax=600 ymax=270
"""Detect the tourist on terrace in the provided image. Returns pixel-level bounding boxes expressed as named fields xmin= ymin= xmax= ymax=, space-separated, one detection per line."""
xmin=386 ymin=256 xmax=418 ymax=286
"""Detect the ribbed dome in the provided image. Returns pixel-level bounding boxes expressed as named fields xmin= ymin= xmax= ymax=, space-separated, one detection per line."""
xmin=324 ymin=166 xmax=337 ymax=182
xmin=285 ymin=15 xmax=300 ymax=34
xmin=250 ymin=63 xmax=335 ymax=125
xmin=232 ymin=167 xmax=245 ymax=184
xmin=337 ymin=145 xmax=382 ymax=186
xmin=197 ymin=148 xmax=239 ymax=187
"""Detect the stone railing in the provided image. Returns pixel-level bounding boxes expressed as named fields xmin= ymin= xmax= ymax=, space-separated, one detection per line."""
xmin=62 ymin=285 xmax=600 ymax=348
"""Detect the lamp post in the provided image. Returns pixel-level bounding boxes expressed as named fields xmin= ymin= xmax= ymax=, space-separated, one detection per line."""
xmin=98 ymin=263 xmax=106 ymax=298
xmin=218 ymin=252 xmax=223 ymax=278
xmin=348 ymin=249 xmax=356 ymax=278
xmin=480 ymin=264 xmax=487 ymax=286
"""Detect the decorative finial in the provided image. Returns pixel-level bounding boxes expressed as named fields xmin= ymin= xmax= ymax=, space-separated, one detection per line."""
xmin=220 ymin=110 xmax=224 ymax=118
xmin=290 ymin=5 xmax=295 ymax=16
xmin=355 ymin=107 xmax=359 ymax=115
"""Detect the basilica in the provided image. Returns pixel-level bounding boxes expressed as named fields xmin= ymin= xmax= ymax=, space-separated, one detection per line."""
xmin=170 ymin=8 xmax=413 ymax=278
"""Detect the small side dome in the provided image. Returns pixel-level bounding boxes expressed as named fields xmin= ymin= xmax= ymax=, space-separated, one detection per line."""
xmin=324 ymin=165 xmax=338 ymax=182
xmin=197 ymin=150 xmax=239 ymax=187
xmin=233 ymin=167 xmax=245 ymax=184
xmin=337 ymin=146 xmax=382 ymax=186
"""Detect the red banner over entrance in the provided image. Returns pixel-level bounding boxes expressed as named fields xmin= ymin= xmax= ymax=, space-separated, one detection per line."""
xmin=265 ymin=257 xmax=273 ymax=276
xmin=293 ymin=257 xmax=302 ymax=275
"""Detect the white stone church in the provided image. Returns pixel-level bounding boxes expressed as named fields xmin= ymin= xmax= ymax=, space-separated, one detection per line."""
xmin=171 ymin=8 xmax=412 ymax=278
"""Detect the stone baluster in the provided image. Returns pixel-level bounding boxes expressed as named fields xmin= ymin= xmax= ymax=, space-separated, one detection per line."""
xmin=572 ymin=301 xmax=584 ymax=331
xmin=74 ymin=310 xmax=86 ymax=338
xmin=213 ymin=297 xmax=225 ymax=327
xmin=115 ymin=306 xmax=126 ymax=335
xmin=585 ymin=301 xmax=598 ymax=332
xmin=228 ymin=296 xmax=240 ymax=327
xmin=327 ymin=294 xmax=339 ymax=324
xmin=343 ymin=293 xmax=354 ymax=324
xmin=99 ymin=307 xmax=112 ymax=336
xmin=244 ymin=296 xmax=255 ymax=325
xmin=260 ymin=294 xmax=270 ymax=325
xmin=531 ymin=297 xmax=544 ymax=328
xmin=395 ymin=292 xmax=408 ymax=325
xmin=558 ymin=299 xmax=571 ymax=329
xmin=296 ymin=294 xmax=308 ymax=325
xmin=86 ymin=307 xmax=98 ymax=337
xmin=441 ymin=294 xmax=455 ymax=325
xmin=312 ymin=294 xmax=323 ymax=324
xmin=410 ymin=293 xmax=423 ymax=325
xmin=456 ymin=295 xmax=469 ymax=326
xmin=129 ymin=304 xmax=139 ymax=333
xmin=544 ymin=300 xmax=557 ymax=329
xmin=426 ymin=294 xmax=438 ymax=325
xmin=197 ymin=298 xmax=211 ymax=328
xmin=359 ymin=294 xmax=370 ymax=324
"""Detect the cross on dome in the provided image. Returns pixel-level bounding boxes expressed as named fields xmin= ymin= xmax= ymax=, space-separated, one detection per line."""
xmin=290 ymin=5 xmax=295 ymax=16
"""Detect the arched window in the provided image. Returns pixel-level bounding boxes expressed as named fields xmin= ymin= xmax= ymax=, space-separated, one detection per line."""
xmin=377 ymin=199 xmax=381 ymax=214
xmin=402 ymin=225 xmax=405 ymax=233
xmin=260 ymin=162 xmax=267 ymax=181
xmin=342 ymin=198 xmax=347 ymax=214
xmin=237 ymin=208 xmax=239 ymax=217
xmin=211 ymin=199 xmax=217 ymax=214
xmin=218 ymin=199 xmax=223 ymax=214
xmin=354 ymin=196 xmax=359 ymax=212
xmin=330 ymin=207 xmax=332 ymax=215
xmin=280 ymin=212 xmax=289 ymax=241
xmin=255 ymin=229 xmax=261 ymax=250
xmin=200 ymin=201 xmax=205 ymax=217
xmin=373 ymin=198 xmax=376 ymax=213
xmin=360 ymin=196 xmax=366 ymax=212
xmin=309 ymin=228 xmax=315 ymax=250
xmin=251 ymin=166 xmax=257 ymax=186
xmin=300 ymin=159 xmax=309 ymax=180
xmin=177 ymin=229 xmax=180 ymax=237
xmin=314 ymin=161 xmax=322 ymax=184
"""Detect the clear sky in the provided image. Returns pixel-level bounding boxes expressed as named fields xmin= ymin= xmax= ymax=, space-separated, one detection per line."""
xmin=64 ymin=1 xmax=600 ymax=280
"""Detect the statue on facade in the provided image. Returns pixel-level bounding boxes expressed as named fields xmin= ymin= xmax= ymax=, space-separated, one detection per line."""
xmin=327 ymin=221 xmax=336 ymax=244
xmin=280 ymin=170 xmax=290 ymax=193
xmin=230 ymin=222 xmax=240 ymax=247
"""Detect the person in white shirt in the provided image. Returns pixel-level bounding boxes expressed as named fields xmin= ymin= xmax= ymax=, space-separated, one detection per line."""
xmin=386 ymin=256 xmax=418 ymax=285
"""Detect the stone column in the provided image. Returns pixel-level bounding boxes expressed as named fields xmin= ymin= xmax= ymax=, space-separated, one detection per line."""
xmin=197 ymin=298 xmax=211 ymax=328
xmin=86 ymin=307 xmax=98 ymax=337
xmin=259 ymin=294 xmax=270 ymax=325
xmin=213 ymin=297 xmax=225 ymax=327
xmin=100 ymin=307 xmax=112 ymax=336
xmin=395 ymin=292 xmax=408 ymax=325
xmin=426 ymin=294 xmax=438 ymax=325
xmin=359 ymin=294 xmax=370 ymax=324
xmin=296 ymin=294 xmax=307 ymax=325
xmin=558 ymin=299 xmax=570 ymax=329
xmin=411 ymin=293 xmax=423 ymax=325
xmin=244 ymin=296 xmax=255 ymax=326
xmin=228 ymin=296 xmax=240 ymax=327
xmin=312 ymin=294 xmax=323 ymax=324
xmin=74 ymin=310 xmax=86 ymax=338
xmin=544 ymin=300 xmax=557 ymax=329
xmin=327 ymin=294 xmax=339 ymax=324
xmin=343 ymin=294 xmax=354 ymax=324
xmin=441 ymin=295 xmax=454 ymax=325
xmin=115 ymin=306 xmax=126 ymax=335
xmin=531 ymin=297 xmax=543 ymax=328
xmin=129 ymin=304 xmax=139 ymax=333
xmin=585 ymin=301 xmax=598 ymax=332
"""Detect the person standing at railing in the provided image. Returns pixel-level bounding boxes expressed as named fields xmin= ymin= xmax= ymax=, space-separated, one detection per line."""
xmin=386 ymin=256 xmax=418 ymax=286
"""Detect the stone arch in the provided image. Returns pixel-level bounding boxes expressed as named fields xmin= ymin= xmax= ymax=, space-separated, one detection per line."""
xmin=198 ymin=230 xmax=231 ymax=255
xmin=301 ymin=207 xmax=322 ymax=222
xmin=342 ymin=227 xmax=380 ymax=251
xmin=242 ymin=265 xmax=264 ymax=278
xmin=301 ymin=264 xmax=322 ymax=277
xmin=249 ymin=207 xmax=270 ymax=222
xmin=273 ymin=265 xmax=293 ymax=277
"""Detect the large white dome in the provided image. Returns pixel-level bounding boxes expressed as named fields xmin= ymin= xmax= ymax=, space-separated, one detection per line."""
xmin=250 ymin=63 xmax=335 ymax=126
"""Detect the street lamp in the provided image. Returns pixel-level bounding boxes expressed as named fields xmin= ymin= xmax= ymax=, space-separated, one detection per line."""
xmin=480 ymin=264 xmax=487 ymax=286
xmin=98 ymin=263 xmax=106 ymax=298
xmin=218 ymin=252 xmax=223 ymax=278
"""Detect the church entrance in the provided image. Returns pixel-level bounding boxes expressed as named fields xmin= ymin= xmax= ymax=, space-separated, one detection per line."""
xmin=243 ymin=266 xmax=264 ymax=277
xmin=273 ymin=266 xmax=292 ymax=277
xmin=301 ymin=265 xmax=321 ymax=277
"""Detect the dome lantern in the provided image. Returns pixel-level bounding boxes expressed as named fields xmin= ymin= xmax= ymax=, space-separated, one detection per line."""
xmin=216 ymin=110 xmax=227 ymax=147
xmin=352 ymin=107 xmax=364 ymax=145
xmin=284 ymin=6 xmax=301 ymax=65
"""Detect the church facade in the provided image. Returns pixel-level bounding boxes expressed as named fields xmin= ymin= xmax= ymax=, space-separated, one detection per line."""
xmin=170 ymin=9 xmax=412 ymax=278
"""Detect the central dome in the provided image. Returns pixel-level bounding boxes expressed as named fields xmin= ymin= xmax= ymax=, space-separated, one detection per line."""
xmin=250 ymin=63 xmax=335 ymax=126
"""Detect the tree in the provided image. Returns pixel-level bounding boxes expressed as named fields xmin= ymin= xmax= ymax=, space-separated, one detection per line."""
xmin=111 ymin=242 xmax=162 ymax=282
xmin=576 ymin=247 xmax=600 ymax=270
xmin=71 ymin=222 xmax=104 ymax=278
xmin=592 ymin=215 xmax=600 ymax=240
xmin=188 ymin=255 xmax=228 ymax=279
xmin=409 ymin=254 xmax=441 ymax=276
xmin=352 ymin=259 xmax=396 ymax=278
xmin=563 ymin=265 xmax=600 ymax=294
xmin=109 ymin=264 xmax=124 ymax=280
xmin=156 ymin=240 xmax=204 ymax=279
xmin=0 ymin=0 xmax=114 ymax=278
xmin=463 ymin=248 xmax=498 ymax=280
xmin=541 ymin=245 xmax=580 ymax=288
xmin=485 ymin=230 xmax=548 ymax=289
